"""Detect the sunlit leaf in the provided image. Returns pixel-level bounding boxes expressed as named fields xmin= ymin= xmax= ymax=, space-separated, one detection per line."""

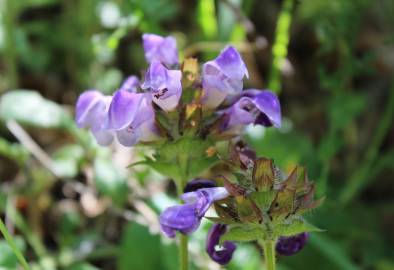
xmin=94 ymin=156 xmax=128 ymax=206
xmin=52 ymin=144 xmax=85 ymax=178
xmin=221 ymin=225 xmax=265 ymax=243
xmin=118 ymin=223 xmax=161 ymax=270
xmin=0 ymin=90 xmax=71 ymax=128
xmin=274 ymin=218 xmax=323 ymax=237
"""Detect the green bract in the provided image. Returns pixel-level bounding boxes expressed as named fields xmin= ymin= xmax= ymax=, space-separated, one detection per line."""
xmin=210 ymin=153 xmax=323 ymax=243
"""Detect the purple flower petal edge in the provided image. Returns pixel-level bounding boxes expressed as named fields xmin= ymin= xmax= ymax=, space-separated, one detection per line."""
xmin=159 ymin=187 xmax=229 ymax=238
xmin=142 ymin=33 xmax=179 ymax=66
xmin=201 ymin=46 xmax=249 ymax=109
xmin=141 ymin=60 xmax=182 ymax=111
xmin=75 ymin=90 xmax=114 ymax=146
xmin=119 ymin=76 xmax=140 ymax=92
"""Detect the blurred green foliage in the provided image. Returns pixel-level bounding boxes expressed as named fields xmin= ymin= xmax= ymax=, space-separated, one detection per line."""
xmin=0 ymin=0 xmax=393 ymax=269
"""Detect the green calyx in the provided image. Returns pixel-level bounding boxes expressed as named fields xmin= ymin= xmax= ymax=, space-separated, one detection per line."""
xmin=129 ymin=136 xmax=218 ymax=188
xmin=211 ymin=155 xmax=324 ymax=243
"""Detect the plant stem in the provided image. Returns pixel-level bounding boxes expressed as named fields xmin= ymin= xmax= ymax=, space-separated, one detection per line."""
xmin=176 ymin=179 xmax=189 ymax=270
xmin=260 ymin=239 xmax=276 ymax=270
xmin=179 ymin=234 xmax=188 ymax=270
xmin=2 ymin=0 xmax=18 ymax=90
xmin=268 ymin=0 xmax=294 ymax=94
xmin=339 ymin=85 xmax=394 ymax=205
xmin=0 ymin=218 xmax=30 ymax=270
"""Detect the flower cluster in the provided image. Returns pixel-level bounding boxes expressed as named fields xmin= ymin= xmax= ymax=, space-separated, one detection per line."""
xmin=75 ymin=33 xmax=281 ymax=150
xmin=75 ymin=33 xmax=317 ymax=267
xmin=159 ymin=143 xmax=322 ymax=264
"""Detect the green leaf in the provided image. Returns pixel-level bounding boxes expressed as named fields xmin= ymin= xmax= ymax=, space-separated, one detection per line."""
xmin=0 ymin=238 xmax=25 ymax=269
xmin=94 ymin=156 xmax=128 ymax=206
xmin=141 ymin=137 xmax=216 ymax=181
xmin=221 ymin=225 xmax=265 ymax=243
xmin=250 ymin=190 xmax=276 ymax=211
xmin=52 ymin=144 xmax=85 ymax=178
xmin=217 ymin=0 xmax=238 ymax=41
xmin=237 ymin=198 xmax=262 ymax=223
xmin=205 ymin=216 xmax=238 ymax=225
xmin=0 ymin=90 xmax=71 ymax=128
xmin=118 ymin=223 xmax=161 ymax=270
xmin=129 ymin=159 xmax=182 ymax=181
xmin=0 ymin=138 xmax=28 ymax=165
xmin=274 ymin=218 xmax=324 ymax=237
xmin=68 ymin=263 xmax=100 ymax=270
xmin=188 ymin=156 xmax=218 ymax=178
xmin=160 ymin=241 xmax=178 ymax=270
xmin=197 ymin=0 xmax=218 ymax=39
xmin=309 ymin=234 xmax=359 ymax=270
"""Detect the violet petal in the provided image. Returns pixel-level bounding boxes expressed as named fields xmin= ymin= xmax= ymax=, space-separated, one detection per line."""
xmin=276 ymin=232 xmax=309 ymax=256
xmin=215 ymin=46 xmax=249 ymax=80
xmin=75 ymin=90 xmax=114 ymax=146
xmin=141 ymin=60 xmax=182 ymax=111
xmin=159 ymin=203 xmax=201 ymax=238
xmin=181 ymin=187 xmax=229 ymax=218
xmin=206 ymin=224 xmax=236 ymax=265
xmin=106 ymin=90 xmax=144 ymax=130
xmin=75 ymin=90 xmax=104 ymax=129
xmin=159 ymin=187 xmax=230 ymax=238
xmin=253 ymin=90 xmax=281 ymax=128
xmin=119 ymin=76 xmax=140 ymax=92
xmin=142 ymin=33 xmax=179 ymax=66
xmin=219 ymin=89 xmax=281 ymax=134
xmin=201 ymin=46 xmax=248 ymax=109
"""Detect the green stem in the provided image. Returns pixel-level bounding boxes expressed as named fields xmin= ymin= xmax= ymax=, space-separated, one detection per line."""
xmin=179 ymin=234 xmax=188 ymax=270
xmin=176 ymin=179 xmax=189 ymax=270
xmin=2 ymin=0 xmax=18 ymax=90
xmin=7 ymin=201 xmax=47 ymax=258
xmin=0 ymin=218 xmax=30 ymax=270
xmin=268 ymin=0 xmax=294 ymax=94
xmin=260 ymin=240 xmax=276 ymax=270
xmin=339 ymin=85 xmax=394 ymax=205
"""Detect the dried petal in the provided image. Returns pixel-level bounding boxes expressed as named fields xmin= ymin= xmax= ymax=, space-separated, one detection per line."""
xmin=253 ymin=158 xmax=275 ymax=191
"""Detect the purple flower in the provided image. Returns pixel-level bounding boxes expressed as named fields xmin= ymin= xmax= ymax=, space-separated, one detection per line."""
xmin=220 ymin=90 xmax=281 ymax=135
xmin=106 ymin=90 xmax=159 ymax=147
xmin=142 ymin=33 xmax=179 ymax=66
xmin=159 ymin=186 xmax=229 ymax=238
xmin=201 ymin=46 xmax=249 ymax=109
xmin=206 ymin=224 xmax=236 ymax=265
xmin=141 ymin=60 xmax=182 ymax=111
xmin=75 ymin=90 xmax=114 ymax=146
xmin=119 ymin=76 xmax=139 ymax=92
xmin=276 ymin=232 xmax=309 ymax=256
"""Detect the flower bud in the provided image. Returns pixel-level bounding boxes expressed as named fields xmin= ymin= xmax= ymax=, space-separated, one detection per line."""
xmin=206 ymin=224 xmax=236 ymax=265
xmin=276 ymin=232 xmax=309 ymax=256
